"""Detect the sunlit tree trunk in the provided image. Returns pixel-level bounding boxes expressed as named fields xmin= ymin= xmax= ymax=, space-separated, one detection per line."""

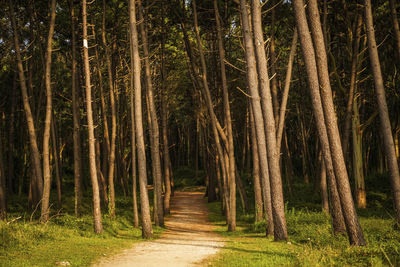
xmin=365 ymin=0 xmax=400 ymax=224
xmin=82 ymin=0 xmax=103 ymax=234
xmin=292 ymin=0 xmax=347 ymax=236
xmin=138 ymin=1 xmax=164 ymax=226
xmin=129 ymin=0 xmax=153 ymax=238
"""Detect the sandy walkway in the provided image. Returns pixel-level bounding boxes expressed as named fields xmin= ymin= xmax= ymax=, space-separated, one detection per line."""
xmin=93 ymin=191 xmax=224 ymax=267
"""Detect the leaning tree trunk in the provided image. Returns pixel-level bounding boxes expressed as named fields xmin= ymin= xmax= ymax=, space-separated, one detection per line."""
xmin=365 ymin=0 xmax=400 ymax=224
xmin=250 ymin=0 xmax=288 ymax=241
xmin=307 ymin=0 xmax=366 ymax=245
xmin=239 ymin=0 xmax=275 ymax=238
xmin=129 ymin=0 xmax=153 ymax=238
xmin=138 ymin=1 xmax=164 ymax=227
xmin=9 ymin=0 xmax=43 ymax=207
xmin=214 ymin=0 xmax=237 ymax=231
xmin=389 ymin=0 xmax=400 ymax=59
xmin=292 ymin=0 xmax=347 ymax=236
xmin=82 ymin=0 xmax=103 ymax=234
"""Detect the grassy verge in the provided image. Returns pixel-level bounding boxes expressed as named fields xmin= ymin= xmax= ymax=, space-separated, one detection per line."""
xmin=207 ymin=199 xmax=400 ymax=266
xmin=0 ymin=192 xmax=163 ymax=266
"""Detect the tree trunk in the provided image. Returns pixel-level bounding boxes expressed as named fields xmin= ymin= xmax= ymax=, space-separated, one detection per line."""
xmin=270 ymin=0 xmax=280 ymax=121
xmin=40 ymin=0 xmax=56 ymax=223
xmin=250 ymin=0 xmax=288 ymax=241
xmin=129 ymin=0 xmax=153 ymax=238
xmin=138 ymin=1 xmax=164 ymax=227
xmin=365 ymin=0 xmax=400 ymax=224
xmin=307 ymin=0 xmax=366 ymax=245
xmin=51 ymin=115 xmax=62 ymax=209
xmin=9 ymin=0 xmax=43 ymax=207
xmin=129 ymin=26 xmax=140 ymax=228
xmin=239 ymin=0 xmax=275 ymax=237
xmin=102 ymin=0 xmax=116 ymax=219
xmin=0 ymin=130 xmax=6 ymax=221
xmin=292 ymin=0 xmax=347 ymax=236
xmin=342 ymin=14 xmax=362 ymax=161
xmin=214 ymin=0 xmax=237 ymax=231
xmin=389 ymin=0 xmax=400 ymax=59
xmin=82 ymin=0 xmax=103 ymax=234
xmin=8 ymin=77 xmax=16 ymax=195
xmin=160 ymin=0 xmax=172 ymax=215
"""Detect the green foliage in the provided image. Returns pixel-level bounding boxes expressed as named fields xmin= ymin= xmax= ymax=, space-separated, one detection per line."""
xmin=173 ymin=166 xmax=206 ymax=189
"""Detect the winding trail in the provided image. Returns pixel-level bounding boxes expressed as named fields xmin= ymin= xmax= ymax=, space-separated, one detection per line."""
xmin=94 ymin=190 xmax=224 ymax=267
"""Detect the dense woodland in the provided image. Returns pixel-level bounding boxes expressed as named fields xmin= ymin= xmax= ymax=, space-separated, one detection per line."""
xmin=1 ymin=0 xmax=400 ymax=258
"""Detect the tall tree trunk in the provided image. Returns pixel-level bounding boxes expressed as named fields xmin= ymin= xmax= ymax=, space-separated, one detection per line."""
xmin=365 ymin=0 xmax=400 ymax=224
xmin=129 ymin=26 xmax=140 ymax=228
xmin=51 ymin=116 xmax=62 ymax=209
xmin=389 ymin=0 xmax=400 ymax=59
xmin=0 ymin=130 xmax=6 ymax=221
xmin=138 ymin=1 xmax=164 ymax=227
xmin=307 ymin=0 xmax=366 ymax=245
xmin=342 ymin=14 xmax=362 ymax=161
xmin=191 ymin=0 xmax=233 ymax=230
xmin=239 ymin=0 xmax=275 ymax=237
xmin=9 ymin=0 xmax=43 ymax=207
xmin=352 ymin=97 xmax=366 ymax=209
xmin=214 ymin=0 xmax=236 ymax=231
xmin=82 ymin=0 xmax=103 ymax=234
xmin=160 ymin=0 xmax=172 ymax=215
xmin=250 ymin=0 xmax=288 ymax=241
xmin=319 ymin=154 xmax=329 ymax=213
xmin=270 ymin=0 xmax=279 ymax=121
xmin=250 ymin=108 xmax=263 ymax=222
xmin=8 ymin=77 xmax=16 ymax=195
xmin=129 ymin=0 xmax=153 ymax=238
xmin=40 ymin=0 xmax=56 ymax=223
xmin=292 ymin=0 xmax=347 ymax=236
xmin=102 ymin=0 xmax=116 ymax=219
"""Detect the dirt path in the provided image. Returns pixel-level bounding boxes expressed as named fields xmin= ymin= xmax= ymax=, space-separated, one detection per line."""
xmin=93 ymin=190 xmax=224 ymax=267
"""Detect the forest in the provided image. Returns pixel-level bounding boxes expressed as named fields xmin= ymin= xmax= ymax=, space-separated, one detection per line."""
xmin=1 ymin=0 xmax=400 ymax=266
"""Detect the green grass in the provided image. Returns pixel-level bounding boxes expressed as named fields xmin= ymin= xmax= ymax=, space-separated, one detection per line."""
xmin=207 ymin=183 xmax=400 ymax=266
xmin=0 ymin=190 xmax=163 ymax=266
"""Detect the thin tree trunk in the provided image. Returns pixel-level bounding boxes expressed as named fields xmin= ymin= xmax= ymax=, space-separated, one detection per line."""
xmin=160 ymin=0 xmax=172 ymax=215
xmin=292 ymin=0 xmax=347 ymax=236
xmin=40 ymin=0 xmax=56 ymax=223
xmin=51 ymin=115 xmax=62 ymax=209
xmin=250 ymin=0 xmax=288 ymax=241
xmin=240 ymin=0 xmax=275 ymax=237
xmin=69 ymin=0 xmax=83 ymax=217
xmin=276 ymin=29 xmax=298 ymax=155
xmin=129 ymin=0 xmax=153 ymax=238
xmin=102 ymin=0 xmax=116 ymax=219
xmin=0 ymin=131 xmax=6 ymax=221
xmin=129 ymin=26 xmax=140 ymax=228
xmin=82 ymin=0 xmax=103 ymax=234
xmin=365 ymin=0 xmax=400 ymax=224
xmin=8 ymin=77 xmax=16 ymax=195
xmin=342 ymin=14 xmax=362 ymax=161
xmin=138 ymin=1 xmax=164 ymax=226
xmin=250 ymin=107 xmax=263 ymax=222
xmin=307 ymin=0 xmax=366 ymax=245
xmin=389 ymin=0 xmax=400 ymax=58
xmin=191 ymin=0 xmax=233 ymax=230
xmin=9 ymin=0 xmax=43 ymax=207
xmin=214 ymin=0 xmax=236 ymax=230
xmin=270 ymin=0 xmax=279 ymax=121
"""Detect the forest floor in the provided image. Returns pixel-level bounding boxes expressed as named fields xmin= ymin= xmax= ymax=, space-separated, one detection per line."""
xmin=93 ymin=188 xmax=224 ymax=267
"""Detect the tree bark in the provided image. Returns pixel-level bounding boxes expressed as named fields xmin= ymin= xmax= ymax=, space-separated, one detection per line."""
xmin=0 ymin=130 xmax=6 ymax=221
xmin=239 ymin=0 xmax=275 ymax=237
xmin=389 ymin=0 xmax=400 ymax=59
xmin=307 ymin=0 xmax=366 ymax=245
xmin=129 ymin=0 xmax=154 ymax=238
xmin=365 ymin=0 xmax=400 ymax=224
xmin=250 ymin=0 xmax=288 ymax=241
xmin=138 ymin=1 xmax=164 ymax=226
xmin=214 ymin=0 xmax=237 ymax=230
xmin=292 ymin=0 xmax=347 ymax=236
xmin=51 ymin=115 xmax=62 ymax=209
xmin=82 ymin=0 xmax=103 ymax=234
